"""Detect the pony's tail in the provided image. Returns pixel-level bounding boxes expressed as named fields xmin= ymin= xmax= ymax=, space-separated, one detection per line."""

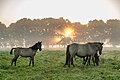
xmin=66 ymin=45 xmax=70 ymax=56
xmin=10 ymin=48 xmax=15 ymax=54
xmin=64 ymin=45 xmax=70 ymax=67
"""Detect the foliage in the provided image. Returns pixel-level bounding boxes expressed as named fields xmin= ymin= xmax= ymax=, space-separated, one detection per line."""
xmin=0 ymin=50 xmax=120 ymax=80
xmin=0 ymin=18 xmax=120 ymax=46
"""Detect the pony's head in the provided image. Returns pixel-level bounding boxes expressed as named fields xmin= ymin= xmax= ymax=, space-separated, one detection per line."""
xmin=88 ymin=42 xmax=103 ymax=55
xmin=96 ymin=42 xmax=103 ymax=55
xmin=37 ymin=41 xmax=42 ymax=51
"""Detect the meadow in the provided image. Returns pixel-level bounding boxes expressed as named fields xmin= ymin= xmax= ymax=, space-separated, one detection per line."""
xmin=0 ymin=49 xmax=120 ymax=80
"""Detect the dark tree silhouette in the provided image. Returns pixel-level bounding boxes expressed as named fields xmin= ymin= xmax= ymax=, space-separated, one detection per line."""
xmin=0 ymin=18 xmax=120 ymax=47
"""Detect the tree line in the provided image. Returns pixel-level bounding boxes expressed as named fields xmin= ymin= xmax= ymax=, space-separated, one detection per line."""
xmin=0 ymin=17 xmax=120 ymax=47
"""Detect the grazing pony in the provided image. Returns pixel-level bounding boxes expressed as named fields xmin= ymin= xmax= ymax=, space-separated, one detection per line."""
xmin=10 ymin=41 xmax=42 ymax=67
xmin=64 ymin=42 xmax=103 ymax=67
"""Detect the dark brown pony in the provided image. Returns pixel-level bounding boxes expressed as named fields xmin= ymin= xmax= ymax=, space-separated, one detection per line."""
xmin=10 ymin=41 xmax=42 ymax=67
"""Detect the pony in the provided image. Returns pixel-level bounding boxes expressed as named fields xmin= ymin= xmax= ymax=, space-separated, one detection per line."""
xmin=85 ymin=42 xmax=103 ymax=66
xmin=64 ymin=42 xmax=103 ymax=67
xmin=82 ymin=49 xmax=99 ymax=66
xmin=10 ymin=41 xmax=42 ymax=67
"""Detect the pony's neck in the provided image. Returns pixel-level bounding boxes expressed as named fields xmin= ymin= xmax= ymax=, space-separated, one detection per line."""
xmin=30 ymin=44 xmax=38 ymax=51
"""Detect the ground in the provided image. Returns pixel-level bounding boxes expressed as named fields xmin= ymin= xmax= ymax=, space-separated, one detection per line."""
xmin=0 ymin=50 xmax=120 ymax=80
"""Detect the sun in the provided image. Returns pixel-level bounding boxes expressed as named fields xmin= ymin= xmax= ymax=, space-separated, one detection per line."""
xmin=55 ymin=26 xmax=75 ymax=41
xmin=64 ymin=28 xmax=74 ymax=37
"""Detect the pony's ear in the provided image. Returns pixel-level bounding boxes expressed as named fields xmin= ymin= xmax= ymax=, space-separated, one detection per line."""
xmin=101 ymin=43 xmax=104 ymax=45
xmin=38 ymin=41 xmax=42 ymax=43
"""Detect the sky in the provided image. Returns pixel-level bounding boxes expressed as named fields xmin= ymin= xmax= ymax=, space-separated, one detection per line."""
xmin=0 ymin=0 xmax=120 ymax=26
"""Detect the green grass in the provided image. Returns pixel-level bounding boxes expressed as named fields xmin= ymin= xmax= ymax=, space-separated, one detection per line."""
xmin=0 ymin=50 xmax=120 ymax=80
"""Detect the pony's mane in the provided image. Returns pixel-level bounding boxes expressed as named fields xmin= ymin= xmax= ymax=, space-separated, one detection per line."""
xmin=88 ymin=42 xmax=104 ymax=45
xmin=30 ymin=43 xmax=38 ymax=50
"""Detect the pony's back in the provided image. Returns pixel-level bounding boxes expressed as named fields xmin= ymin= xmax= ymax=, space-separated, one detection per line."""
xmin=69 ymin=43 xmax=99 ymax=57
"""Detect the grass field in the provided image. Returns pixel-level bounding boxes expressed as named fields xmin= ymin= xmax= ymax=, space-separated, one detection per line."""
xmin=0 ymin=50 xmax=120 ymax=80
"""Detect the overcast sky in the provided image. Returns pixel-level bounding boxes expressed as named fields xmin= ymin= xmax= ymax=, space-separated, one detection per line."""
xmin=0 ymin=0 xmax=120 ymax=26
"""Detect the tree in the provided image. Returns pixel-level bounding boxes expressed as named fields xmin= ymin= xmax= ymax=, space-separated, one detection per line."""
xmin=106 ymin=19 xmax=120 ymax=46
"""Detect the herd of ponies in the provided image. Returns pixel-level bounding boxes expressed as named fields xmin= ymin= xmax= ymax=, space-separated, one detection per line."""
xmin=10 ymin=41 xmax=103 ymax=67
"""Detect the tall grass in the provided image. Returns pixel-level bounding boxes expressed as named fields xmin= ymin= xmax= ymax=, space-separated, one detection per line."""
xmin=0 ymin=50 xmax=120 ymax=80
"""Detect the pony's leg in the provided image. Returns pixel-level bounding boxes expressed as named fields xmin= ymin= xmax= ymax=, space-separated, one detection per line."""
xmin=29 ymin=57 xmax=32 ymax=66
xmin=11 ymin=58 xmax=15 ymax=66
xmin=82 ymin=57 xmax=85 ymax=65
xmin=87 ymin=56 xmax=91 ymax=66
xmin=31 ymin=57 xmax=34 ymax=67
xmin=71 ymin=57 xmax=75 ymax=67
xmin=68 ymin=55 xmax=71 ymax=67
xmin=14 ymin=59 xmax=17 ymax=66
xmin=95 ymin=57 xmax=99 ymax=66
xmin=14 ymin=55 xmax=19 ymax=66
xmin=83 ymin=57 xmax=87 ymax=65
xmin=94 ymin=53 xmax=99 ymax=66
xmin=11 ymin=55 xmax=19 ymax=66
xmin=84 ymin=56 xmax=88 ymax=65
xmin=92 ymin=56 xmax=95 ymax=66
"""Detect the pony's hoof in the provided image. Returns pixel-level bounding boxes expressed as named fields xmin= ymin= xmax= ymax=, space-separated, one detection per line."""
xmin=72 ymin=65 xmax=75 ymax=67
xmin=63 ymin=65 xmax=69 ymax=68
xmin=63 ymin=65 xmax=66 ymax=67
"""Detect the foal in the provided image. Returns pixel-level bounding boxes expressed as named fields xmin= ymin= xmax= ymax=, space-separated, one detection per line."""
xmin=82 ymin=42 xmax=103 ymax=66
